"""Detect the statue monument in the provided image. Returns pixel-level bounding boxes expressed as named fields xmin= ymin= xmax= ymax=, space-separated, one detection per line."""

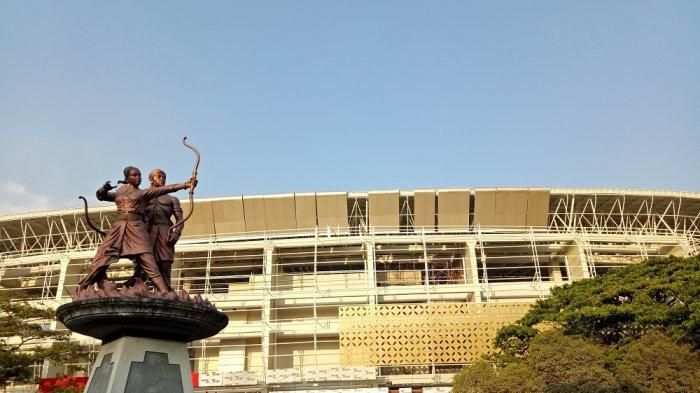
xmin=56 ymin=138 xmax=227 ymax=393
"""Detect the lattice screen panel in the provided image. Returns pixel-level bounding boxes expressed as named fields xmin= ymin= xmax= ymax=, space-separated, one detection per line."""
xmin=339 ymin=303 xmax=531 ymax=365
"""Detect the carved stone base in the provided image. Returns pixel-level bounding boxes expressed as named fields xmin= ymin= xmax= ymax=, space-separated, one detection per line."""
xmin=85 ymin=336 xmax=193 ymax=393
xmin=56 ymin=298 xmax=227 ymax=392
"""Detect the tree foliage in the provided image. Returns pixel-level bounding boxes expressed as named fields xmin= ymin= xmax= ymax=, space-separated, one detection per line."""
xmin=492 ymin=324 xmax=538 ymax=359
xmin=494 ymin=362 xmax=544 ymax=393
xmin=456 ymin=331 xmax=620 ymax=393
xmin=615 ymin=331 xmax=700 ymax=393
xmin=454 ymin=256 xmax=700 ymax=393
xmin=515 ymin=255 xmax=700 ymax=347
xmin=524 ymin=330 xmax=618 ymax=393
xmin=452 ymin=360 xmax=497 ymax=393
xmin=0 ymin=291 xmax=88 ymax=387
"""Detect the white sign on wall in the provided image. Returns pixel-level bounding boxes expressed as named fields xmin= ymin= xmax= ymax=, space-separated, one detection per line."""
xmin=222 ymin=371 xmax=258 ymax=386
xmin=198 ymin=372 xmax=223 ymax=387
xmin=423 ymin=387 xmax=452 ymax=393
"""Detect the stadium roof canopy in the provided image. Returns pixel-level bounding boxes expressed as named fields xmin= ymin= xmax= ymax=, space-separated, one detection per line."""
xmin=1 ymin=187 xmax=699 ymax=258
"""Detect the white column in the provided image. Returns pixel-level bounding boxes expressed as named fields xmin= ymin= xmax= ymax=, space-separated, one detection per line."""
xmin=548 ymin=261 xmax=563 ymax=282
xmin=261 ymin=245 xmax=276 ymax=385
xmin=364 ymin=239 xmax=377 ymax=305
xmin=466 ymin=240 xmax=482 ymax=302
xmin=54 ymin=258 xmax=70 ymax=300
xmin=566 ymin=240 xmax=590 ymax=281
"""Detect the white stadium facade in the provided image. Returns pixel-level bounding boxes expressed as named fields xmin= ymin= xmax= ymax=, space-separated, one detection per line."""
xmin=1 ymin=187 xmax=699 ymax=392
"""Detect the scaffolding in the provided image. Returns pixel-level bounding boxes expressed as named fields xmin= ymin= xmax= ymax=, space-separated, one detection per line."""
xmin=1 ymin=188 xmax=699 ymax=390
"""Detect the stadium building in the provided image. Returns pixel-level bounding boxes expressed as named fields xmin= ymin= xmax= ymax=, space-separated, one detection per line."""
xmin=1 ymin=187 xmax=699 ymax=392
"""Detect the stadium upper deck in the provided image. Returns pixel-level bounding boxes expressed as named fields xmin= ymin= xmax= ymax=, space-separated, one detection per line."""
xmin=1 ymin=187 xmax=698 ymax=390
xmin=1 ymin=187 xmax=699 ymax=260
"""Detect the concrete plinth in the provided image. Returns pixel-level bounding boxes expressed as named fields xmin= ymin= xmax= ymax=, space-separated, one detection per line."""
xmin=85 ymin=336 xmax=193 ymax=393
xmin=56 ymin=297 xmax=227 ymax=393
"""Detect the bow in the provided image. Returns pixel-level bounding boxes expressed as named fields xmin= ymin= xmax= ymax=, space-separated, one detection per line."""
xmin=170 ymin=136 xmax=200 ymax=234
xmin=79 ymin=196 xmax=106 ymax=237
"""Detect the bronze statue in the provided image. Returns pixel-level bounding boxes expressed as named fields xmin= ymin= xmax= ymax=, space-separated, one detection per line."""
xmin=125 ymin=169 xmax=184 ymax=289
xmin=77 ymin=166 xmax=197 ymax=294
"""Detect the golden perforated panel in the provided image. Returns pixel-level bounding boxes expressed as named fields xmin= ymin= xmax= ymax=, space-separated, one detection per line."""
xmin=339 ymin=303 xmax=530 ymax=365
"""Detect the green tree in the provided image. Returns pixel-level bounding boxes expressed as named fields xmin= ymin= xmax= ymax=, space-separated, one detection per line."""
xmin=524 ymin=330 xmax=618 ymax=393
xmin=0 ymin=291 xmax=88 ymax=389
xmin=492 ymin=362 xmax=544 ymax=393
xmin=453 ymin=360 xmax=544 ymax=393
xmin=502 ymin=255 xmax=700 ymax=349
xmin=455 ymin=331 xmax=616 ymax=393
xmin=493 ymin=324 xmax=538 ymax=359
xmin=453 ymin=360 xmax=497 ymax=393
xmin=455 ymin=256 xmax=700 ymax=393
xmin=615 ymin=331 xmax=700 ymax=393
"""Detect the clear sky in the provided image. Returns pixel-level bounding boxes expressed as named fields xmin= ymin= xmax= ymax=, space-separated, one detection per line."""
xmin=1 ymin=1 xmax=698 ymax=215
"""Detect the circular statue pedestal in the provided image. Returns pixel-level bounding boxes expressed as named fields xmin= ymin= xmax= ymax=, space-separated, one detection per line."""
xmin=57 ymin=298 xmax=228 ymax=393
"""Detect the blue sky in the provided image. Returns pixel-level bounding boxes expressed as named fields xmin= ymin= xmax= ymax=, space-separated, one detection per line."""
xmin=1 ymin=1 xmax=698 ymax=214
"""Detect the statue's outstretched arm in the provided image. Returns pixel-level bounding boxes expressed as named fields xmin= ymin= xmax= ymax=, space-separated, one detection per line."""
xmin=142 ymin=181 xmax=190 ymax=200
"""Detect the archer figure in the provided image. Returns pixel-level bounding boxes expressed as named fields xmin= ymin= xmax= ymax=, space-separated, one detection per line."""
xmin=125 ymin=168 xmax=184 ymax=290
xmin=77 ymin=166 xmax=197 ymax=294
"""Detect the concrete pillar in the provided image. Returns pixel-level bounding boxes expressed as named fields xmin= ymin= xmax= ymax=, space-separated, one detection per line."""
xmin=62 ymin=259 xmax=87 ymax=298
xmin=364 ymin=240 xmax=377 ymax=305
xmin=466 ymin=240 xmax=482 ymax=302
xmin=565 ymin=241 xmax=590 ymax=281
xmin=54 ymin=258 xmax=70 ymax=300
xmin=43 ymin=258 xmax=79 ymax=379
xmin=41 ymin=358 xmax=68 ymax=379
xmin=547 ymin=260 xmax=563 ymax=282
xmin=261 ymin=245 xmax=276 ymax=383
